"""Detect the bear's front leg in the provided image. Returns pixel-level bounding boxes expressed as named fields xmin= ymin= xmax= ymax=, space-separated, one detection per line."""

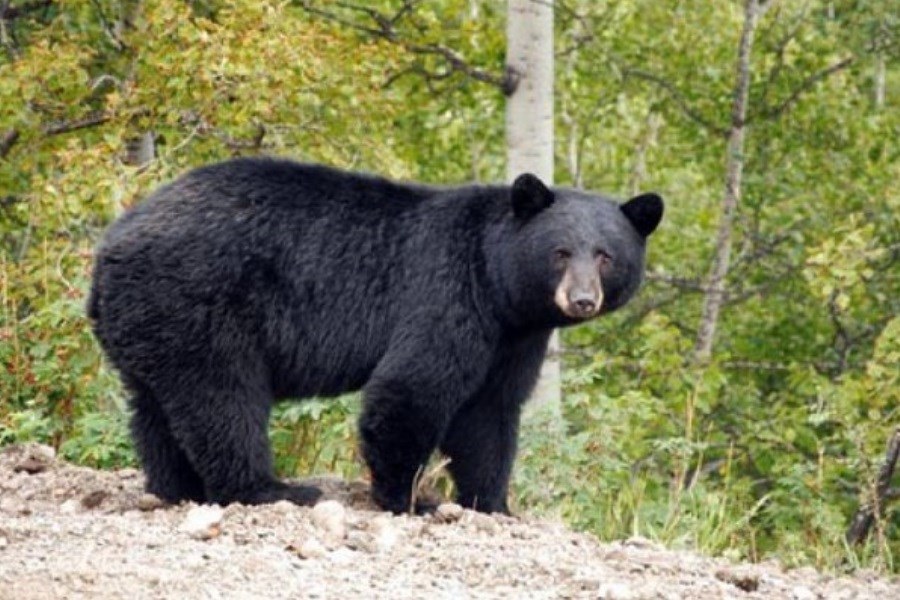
xmin=441 ymin=330 xmax=551 ymax=514
xmin=359 ymin=381 xmax=449 ymax=514
xmin=359 ymin=319 xmax=492 ymax=514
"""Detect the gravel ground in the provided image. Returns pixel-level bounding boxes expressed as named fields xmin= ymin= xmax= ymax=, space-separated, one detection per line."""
xmin=0 ymin=443 xmax=897 ymax=600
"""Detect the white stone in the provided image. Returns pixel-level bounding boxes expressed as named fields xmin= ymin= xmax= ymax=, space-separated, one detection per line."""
xmin=598 ymin=581 xmax=636 ymax=600
xmin=791 ymin=586 xmax=817 ymax=600
xmin=179 ymin=504 xmax=224 ymax=540
xmin=311 ymin=500 xmax=346 ymax=542
xmin=298 ymin=537 xmax=327 ymax=559
xmin=435 ymin=503 xmax=464 ymax=523
xmin=59 ymin=499 xmax=79 ymax=515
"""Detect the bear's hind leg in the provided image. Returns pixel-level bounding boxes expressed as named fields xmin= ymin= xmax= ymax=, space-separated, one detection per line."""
xmin=130 ymin=389 xmax=206 ymax=504
xmin=160 ymin=376 xmax=321 ymax=507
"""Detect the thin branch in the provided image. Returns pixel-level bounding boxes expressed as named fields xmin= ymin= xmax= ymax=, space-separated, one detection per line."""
xmin=645 ymin=272 xmax=712 ymax=293
xmin=412 ymin=41 xmax=511 ymax=90
xmin=758 ymin=1 xmax=811 ymax=109
xmin=621 ymin=67 xmax=728 ymax=137
xmin=752 ymin=56 xmax=855 ymax=122
xmin=298 ymin=0 xmax=510 ymax=93
xmin=88 ymin=0 xmax=127 ymax=51
xmin=43 ymin=112 xmax=112 ymax=135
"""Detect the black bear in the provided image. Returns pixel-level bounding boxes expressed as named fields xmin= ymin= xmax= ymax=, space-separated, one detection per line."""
xmin=88 ymin=158 xmax=663 ymax=514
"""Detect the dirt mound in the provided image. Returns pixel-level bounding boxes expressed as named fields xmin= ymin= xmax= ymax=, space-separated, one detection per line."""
xmin=0 ymin=444 xmax=896 ymax=599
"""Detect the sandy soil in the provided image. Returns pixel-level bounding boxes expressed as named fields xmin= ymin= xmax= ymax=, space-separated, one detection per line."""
xmin=0 ymin=443 xmax=896 ymax=599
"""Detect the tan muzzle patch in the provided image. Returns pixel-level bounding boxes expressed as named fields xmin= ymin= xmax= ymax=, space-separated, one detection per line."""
xmin=554 ymin=270 xmax=603 ymax=319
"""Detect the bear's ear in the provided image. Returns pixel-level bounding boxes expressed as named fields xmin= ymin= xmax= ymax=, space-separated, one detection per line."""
xmin=511 ymin=173 xmax=555 ymax=219
xmin=621 ymin=193 xmax=664 ymax=238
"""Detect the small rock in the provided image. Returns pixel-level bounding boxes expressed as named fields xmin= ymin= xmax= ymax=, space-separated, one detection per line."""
xmin=0 ymin=498 xmax=23 ymax=514
xmin=715 ymin=567 xmax=760 ymax=592
xmin=272 ymin=500 xmax=296 ymax=514
xmin=791 ymin=586 xmax=817 ymax=600
xmin=12 ymin=444 xmax=55 ymax=474
xmin=623 ymin=536 xmax=664 ymax=551
xmin=59 ymin=499 xmax=80 ymax=515
xmin=368 ymin=514 xmax=400 ymax=552
xmin=136 ymin=493 xmax=164 ymax=512
xmin=81 ymin=490 xmax=107 ymax=509
xmin=297 ymin=537 xmax=327 ymax=559
xmin=0 ymin=535 xmax=8 ymax=549
xmin=13 ymin=458 xmax=48 ymax=474
xmin=509 ymin=524 xmax=537 ymax=539
xmin=328 ymin=546 xmax=357 ymax=565
xmin=434 ymin=503 xmax=464 ymax=523
xmin=598 ymin=581 xmax=636 ymax=600
xmin=466 ymin=512 xmax=500 ymax=535
xmin=311 ymin=500 xmax=346 ymax=542
xmin=345 ymin=531 xmax=376 ymax=553
xmin=853 ymin=568 xmax=879 ymax=583
xmin=117 ymin=468 xmax=139 ymax=479
xmin=180 ymin=504 xmax=224 ymax=540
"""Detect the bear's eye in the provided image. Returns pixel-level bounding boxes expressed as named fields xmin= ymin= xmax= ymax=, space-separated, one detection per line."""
xmin=554 ymin=249 xmax=572 ymax=263
xmin=595 ymin=249 xmax=613 ymax=266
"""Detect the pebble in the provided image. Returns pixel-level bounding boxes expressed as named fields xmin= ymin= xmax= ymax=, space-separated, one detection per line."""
xmin=598 ymin=581 xmax=637 ymax=600
xmin=311 ymin=500 xmax=346 ymax=542
xmin=12 ymin=445 xmax=56 ymax=474
xmin=117 ymin=468 xmax=139 ymax=479
xmin=272 ymin=500 xmax=296 ymax=515
xmin=0 ymin=498 xmax=24 ymax=514
xmin=368 ymin=514 xmax=400 ymax=552
xmin=623 ymin=536 xmax=664 ymax=551
xmin=179 ymin=504 xmax=224 ymax=540
xmin=13 ymin=458 xmax=49 ymax=474
xmin=328 ymin=546 xmax=357 ymax=565
xmin=791 ymin=585 xmax=817 ymax=600
xmin=466 ymin=512 xmax=500 ymax=535
xmin=81 ymin=490 xmax=107 ymax=509
xmin=136 ymin=494 xmax=164 ymax=512
xmin=715 ymin=567 xmax=760 ymax=592
xmin=435 ymin=503 xmax=463 ymax=523
xmin=298 ymin=537 xmax=327 ymax=559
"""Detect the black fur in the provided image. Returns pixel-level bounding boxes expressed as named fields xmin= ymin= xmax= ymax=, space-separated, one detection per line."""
xmin=88 ymin=157 xmax=662 ymax=513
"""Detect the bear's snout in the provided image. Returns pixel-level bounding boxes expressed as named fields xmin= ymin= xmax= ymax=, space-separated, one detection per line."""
xmin=570 ymin=293 xmax=598 ymax=317
xmin=554 ymin=267 xmax=603 ymax=319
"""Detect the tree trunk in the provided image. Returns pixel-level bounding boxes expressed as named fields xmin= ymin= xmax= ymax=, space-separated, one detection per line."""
xmin=873 ymin=51 xmax=885 ymax=109
xmin=693 ymin=0 xmax=764 ymax=362
xmin=506 ymin=0 xmax=558 ymax=415
xmin=125 ymin=131 xmax=155 ymax=167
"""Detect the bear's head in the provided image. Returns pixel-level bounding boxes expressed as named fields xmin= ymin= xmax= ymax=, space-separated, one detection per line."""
xmin=502 ymin=173 xmax=663 ymax=328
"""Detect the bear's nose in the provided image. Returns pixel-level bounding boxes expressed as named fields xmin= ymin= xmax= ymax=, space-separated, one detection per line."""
xmin=574 ymin=298 xmax=596 ymax=314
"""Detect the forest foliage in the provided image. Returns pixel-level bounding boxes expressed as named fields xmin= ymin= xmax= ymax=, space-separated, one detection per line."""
xmin=1 ymin=0 xmax=897 ymax=572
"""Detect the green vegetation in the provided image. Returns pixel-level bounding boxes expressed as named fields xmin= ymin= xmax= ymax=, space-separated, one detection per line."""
xmin=1 ymin=0 xmax=896 ymax=573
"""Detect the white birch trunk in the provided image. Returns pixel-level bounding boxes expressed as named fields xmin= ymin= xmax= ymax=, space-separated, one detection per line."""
xmin=506 ymin=0 xmax=558 ymax=416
